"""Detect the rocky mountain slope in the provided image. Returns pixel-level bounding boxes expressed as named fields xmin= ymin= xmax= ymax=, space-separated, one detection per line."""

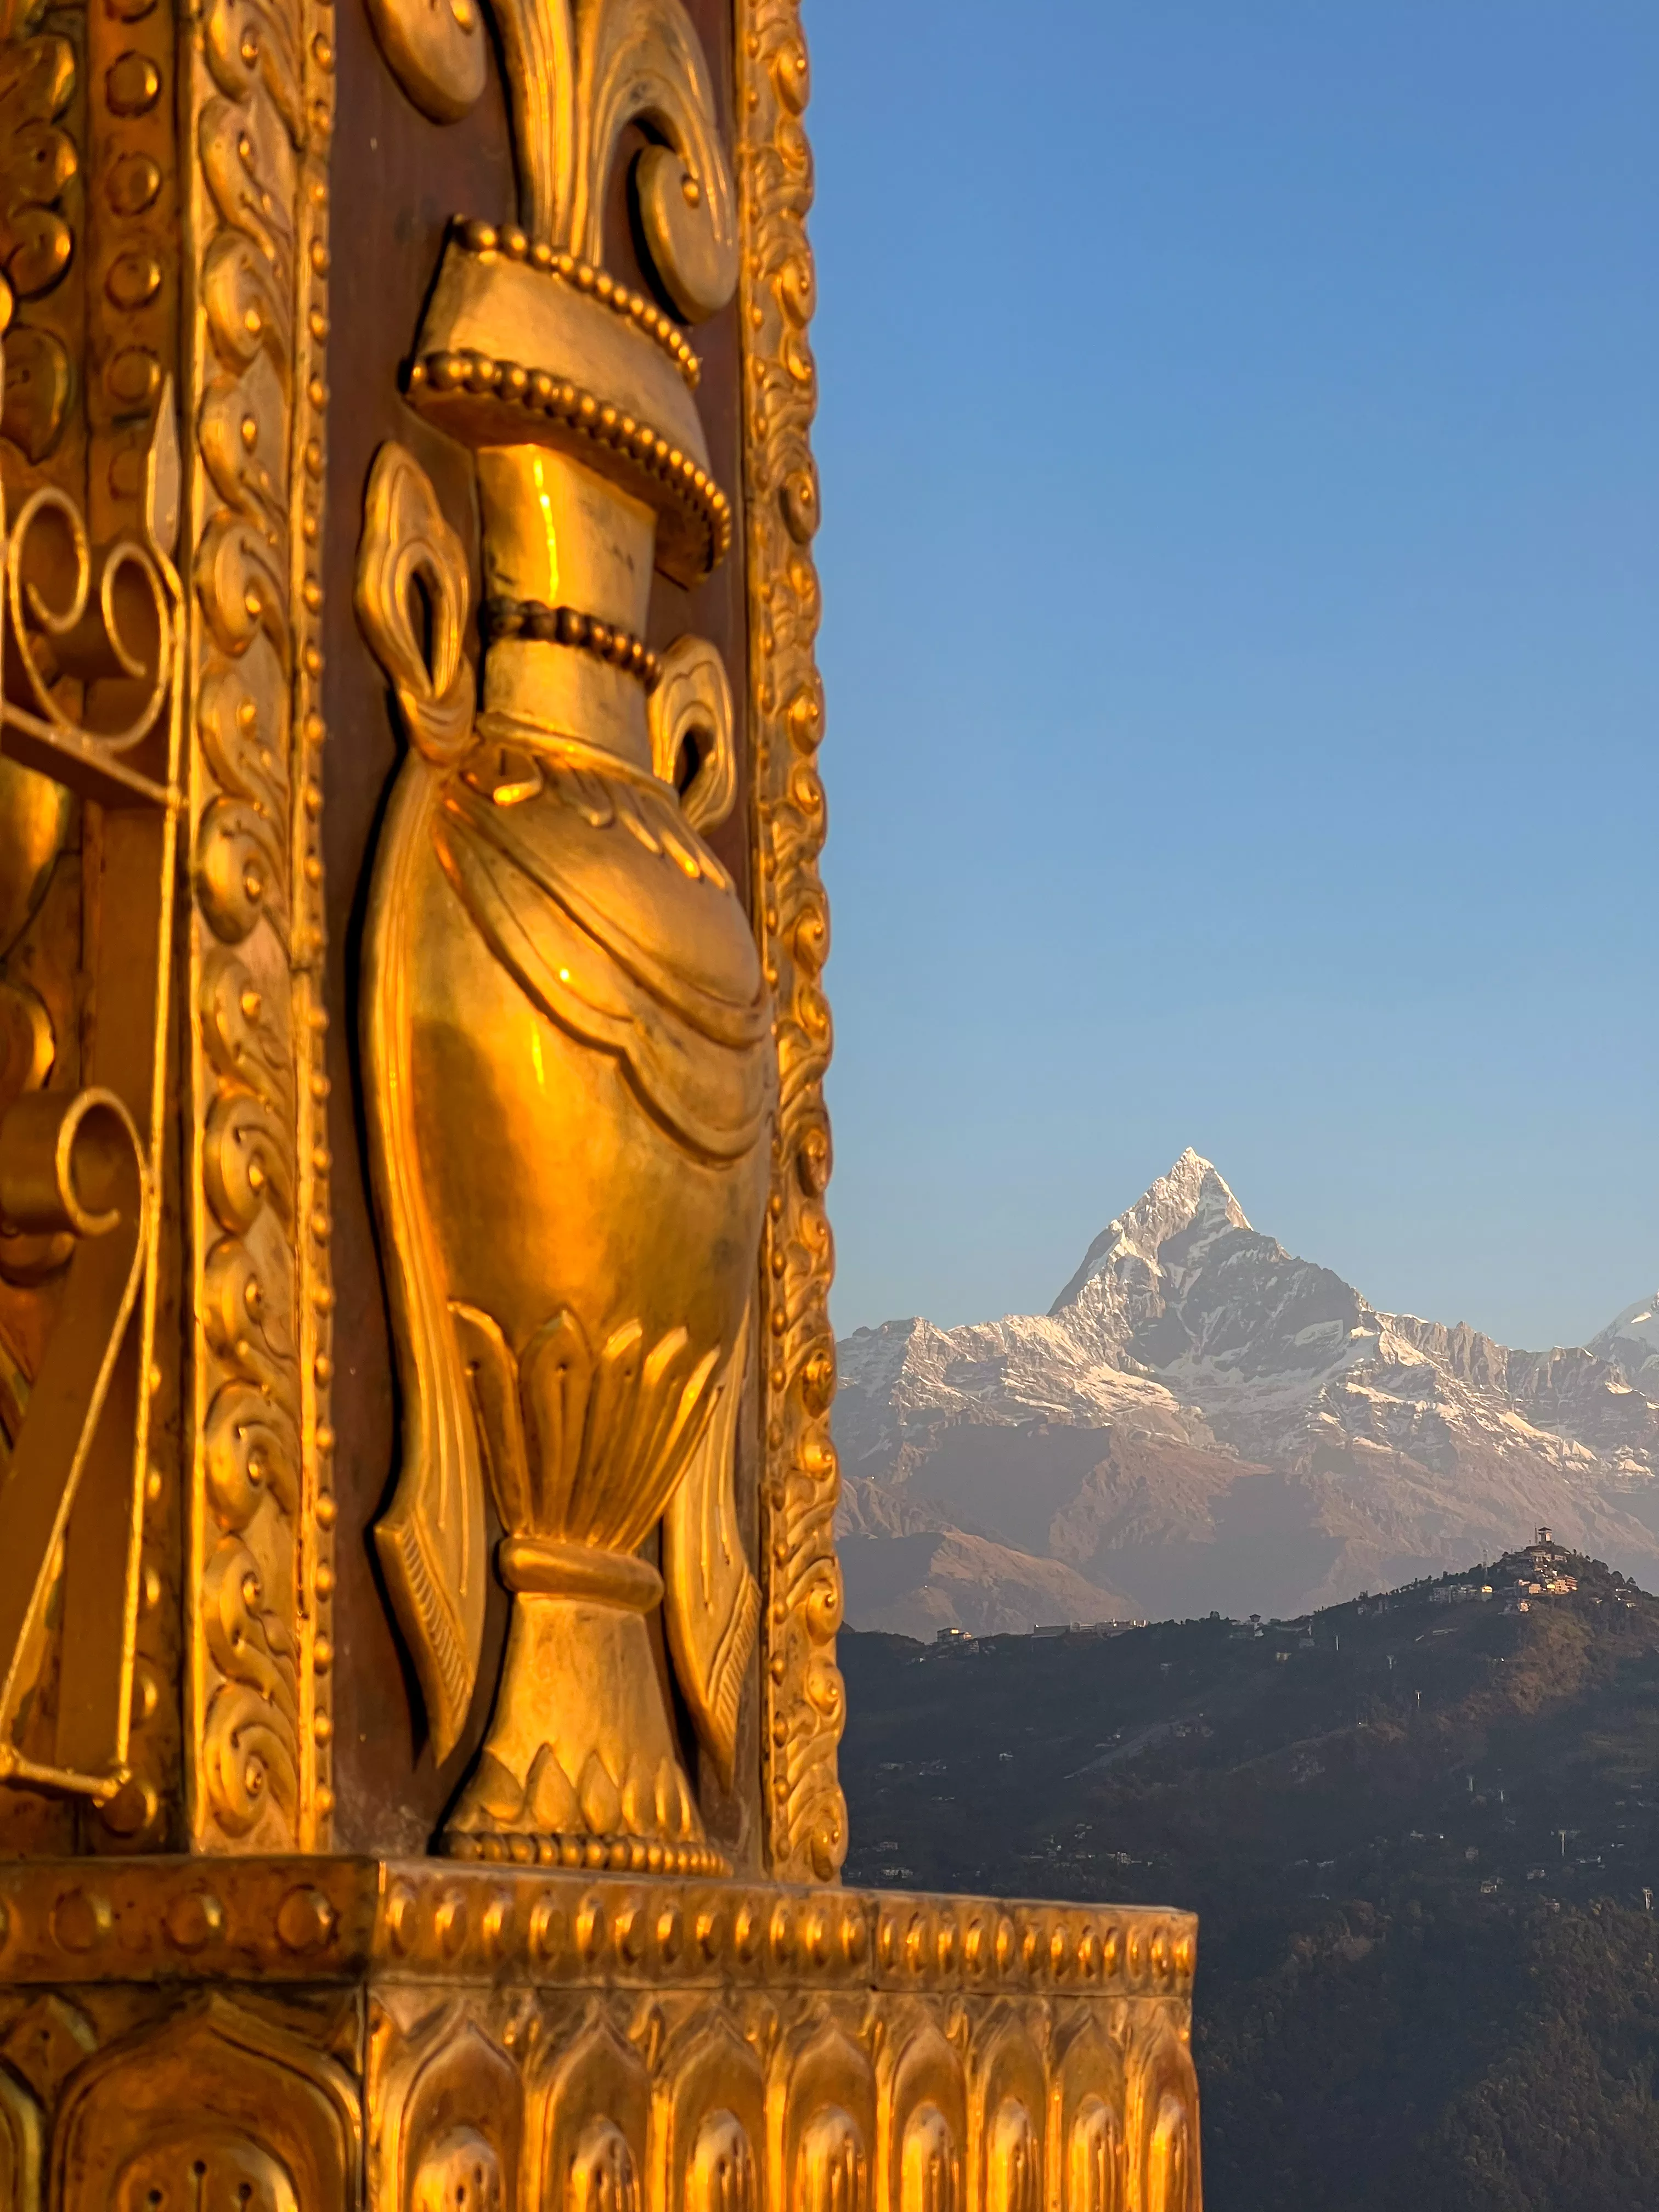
xmin=835 ymin=1150 xmax=1659 ymax=1632
xmin=1589 ymin=1293 xmax=1659 ymax=1398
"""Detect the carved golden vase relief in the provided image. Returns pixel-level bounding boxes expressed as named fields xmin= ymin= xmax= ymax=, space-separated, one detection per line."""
xmin=356 ymin=0 xmax=766 ymax=1873
xmin=0 ymin=0 xmax=1204 ymax=2198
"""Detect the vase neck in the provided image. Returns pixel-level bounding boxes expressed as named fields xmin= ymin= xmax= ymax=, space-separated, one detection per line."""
xmin=474 ymin=444 xmax=657 ymax=775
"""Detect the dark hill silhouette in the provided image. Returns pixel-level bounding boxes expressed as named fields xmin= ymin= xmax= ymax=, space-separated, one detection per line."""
xmin=840 ymin=1540 xmax=1659 ymax=2211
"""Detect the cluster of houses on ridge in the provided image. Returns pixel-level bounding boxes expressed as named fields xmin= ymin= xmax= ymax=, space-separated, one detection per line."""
xmin=1430 ymin=1528 xmax=1579 ymax=1612
xmin=932 ymin=1618 xmax=1149 ymax=1652
xmin=924 ymin=1528 xmax=1634 ymax=1657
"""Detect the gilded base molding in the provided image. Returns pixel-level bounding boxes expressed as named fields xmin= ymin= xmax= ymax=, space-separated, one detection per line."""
xmin=0 ymin=1859 xmax=1199 ymax=2211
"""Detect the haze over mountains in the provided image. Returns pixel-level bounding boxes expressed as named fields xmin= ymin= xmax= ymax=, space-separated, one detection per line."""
xmin=834 ymin=1150 xmax=1659 ymax=1634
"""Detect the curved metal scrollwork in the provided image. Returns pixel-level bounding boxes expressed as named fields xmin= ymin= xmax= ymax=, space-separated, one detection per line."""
xmin=2 ymin=378 xmax=182 ymax=805
xmin=5 ymin=491 xmax=172 ymax=745
xmin=0 ymin=369 xmax=185 ymax=1802
xmin=0 ymin=1089 xmax=150 ymax=1793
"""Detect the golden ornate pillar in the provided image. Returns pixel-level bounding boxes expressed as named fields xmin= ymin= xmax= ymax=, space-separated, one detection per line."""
xmin=0 ymin=0 xmax=1203 ymax=2199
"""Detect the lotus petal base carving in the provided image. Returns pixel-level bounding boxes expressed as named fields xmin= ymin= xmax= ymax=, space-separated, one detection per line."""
xmin=442 ymin=1588 xmax=728 ymax=1874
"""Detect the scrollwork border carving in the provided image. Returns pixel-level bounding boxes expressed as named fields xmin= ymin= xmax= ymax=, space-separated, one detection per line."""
xmin=738 ymin=0 xmax=845 ymax=1882
xmin=182 ymin=0 xmax=336 ymax=1851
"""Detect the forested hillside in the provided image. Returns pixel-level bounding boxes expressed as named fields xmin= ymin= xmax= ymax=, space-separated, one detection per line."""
xmin=839 ymin=1543 xmax=1659 ymax=2211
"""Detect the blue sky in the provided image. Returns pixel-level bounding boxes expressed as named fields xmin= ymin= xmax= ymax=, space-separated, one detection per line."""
xmin=808 ymin=0 xmax=1659 ymax=1351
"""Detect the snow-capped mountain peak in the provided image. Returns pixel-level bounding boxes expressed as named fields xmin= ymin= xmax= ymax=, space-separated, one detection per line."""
xmin=834 ymin=1154 xmax=1659 ymax=1638
xmin=1051 ymin=1148 xmax=1250 ymax=1314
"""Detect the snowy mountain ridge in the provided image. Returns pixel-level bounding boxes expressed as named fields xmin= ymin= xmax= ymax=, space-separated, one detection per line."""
xmin=1589 ymin=1293 xmax=1659 ymax=1401
xmin=834 ymin=1149 xmax=1659 ymax=1636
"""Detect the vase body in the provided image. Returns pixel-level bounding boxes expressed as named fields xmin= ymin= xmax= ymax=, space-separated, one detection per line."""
xmin=383 ymin=444 xmax=773 ymax=1867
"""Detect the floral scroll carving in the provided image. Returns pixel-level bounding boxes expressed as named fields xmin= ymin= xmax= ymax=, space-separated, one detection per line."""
xmin=737 ymin=0 xmax=845 ymax=1881
xmin=186 ymin=0 xmax=336 ymax=1848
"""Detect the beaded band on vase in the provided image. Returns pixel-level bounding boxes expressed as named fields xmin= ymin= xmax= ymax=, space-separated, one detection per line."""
xmin=482 ymin=596 xmax=663 ymax=690
xmin=406 ymin=350 xmax=733 ymax=572
xmin=453 ymin=217 xmax=703 ymax=389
